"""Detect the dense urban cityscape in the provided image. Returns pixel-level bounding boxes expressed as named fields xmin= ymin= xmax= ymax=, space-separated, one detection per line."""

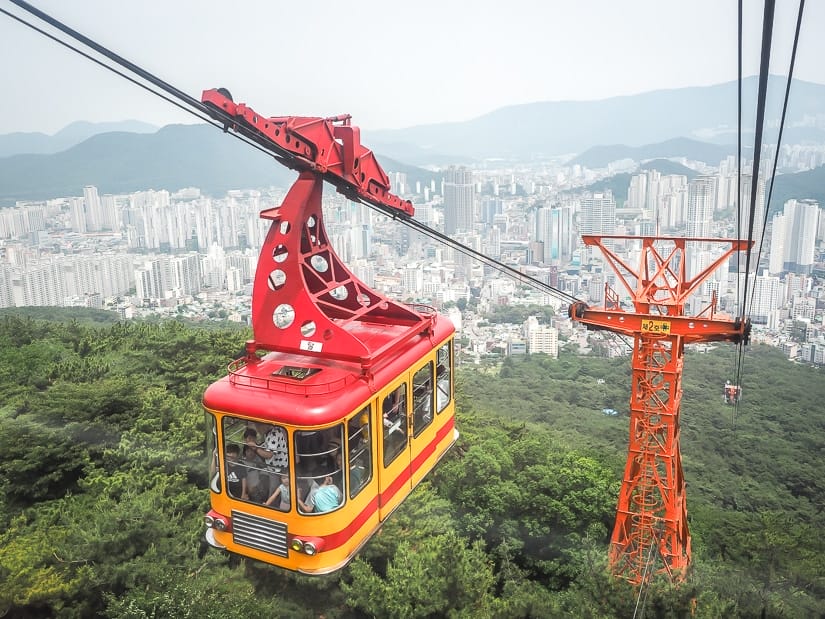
xmin=1 ymin=144 xmax=824 ymax=365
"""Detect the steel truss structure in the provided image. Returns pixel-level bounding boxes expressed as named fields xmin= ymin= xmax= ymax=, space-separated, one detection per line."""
xmin=569 ymin=235 xmax=751 ymax=585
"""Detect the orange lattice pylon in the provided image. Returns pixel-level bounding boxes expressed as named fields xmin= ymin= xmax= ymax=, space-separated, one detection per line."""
xmin=569 ymin=235 xmax=751 ymax=585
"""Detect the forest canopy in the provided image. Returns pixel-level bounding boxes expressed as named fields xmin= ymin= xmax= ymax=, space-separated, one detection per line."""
xmin=1 ymin=310 xmax=824 ymax=618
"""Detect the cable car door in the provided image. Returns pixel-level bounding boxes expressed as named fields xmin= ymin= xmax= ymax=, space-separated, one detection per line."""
xmin=377 ymin=381 xmax=411 ymax=519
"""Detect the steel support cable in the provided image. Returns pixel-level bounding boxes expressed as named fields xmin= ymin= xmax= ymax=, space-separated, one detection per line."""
xmin=400 ymin=219 xmax=577 ymax=306
xmin=5 ymin=0 xmax=634 ymax=349
xmin=392 ymin=214 xmax=647 ymax=352
xmin=632 ymin=525 xmax=663 ymax=619
xmin=396 ymin=214 xmax=580 ymax=304
xmin=736 ymin=0 xmax=744 ymax=310
xmin=733 ymin=0 xmax=776 ymax=429
xmin=5 ymin=0 xmax=586 ymax=305
xmin=740 ymin=0 xmax=775 ymax=316
xmin=750 ymin=0 xmax=806 ymax=296
xmin=732 ymin=0 xmax=745 ymax=430
xmin=394 ymin=214 xmax=639 ymax=350
xmin=351 ymin=204 xmax=642 ymax=353
xmin=734 ymin=0 xmax=805 ymax=424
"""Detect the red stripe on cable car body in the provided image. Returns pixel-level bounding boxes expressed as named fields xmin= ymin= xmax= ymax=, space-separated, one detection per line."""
xmin=320 ymin=414 xmax=455 ymax=551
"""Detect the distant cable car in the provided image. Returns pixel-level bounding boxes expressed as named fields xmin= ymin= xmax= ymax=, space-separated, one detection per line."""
xmin=723 ymin=381 xmax=742 ymax=405
xmin=200 ymin=89 xmax=458 ymax=574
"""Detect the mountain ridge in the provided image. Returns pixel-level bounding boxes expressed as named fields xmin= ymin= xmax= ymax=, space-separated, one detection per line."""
xmin=570 ymin=138 xmax=739 ymax=168
xmin=0 ymin=124 xmax=440 ymax=203
xmin=0 ymin=120 xmax=158 ymax=157
xmin=2 ymin=76 xmax=824 ymax=203
xmin=367 ymin=76 xmax=825 ymax=161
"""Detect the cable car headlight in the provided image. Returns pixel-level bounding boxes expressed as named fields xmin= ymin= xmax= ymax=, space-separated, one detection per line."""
xmin=290 ymin=537 xmax=324 ymax=555
xmin=204 ymin=510 xmax=231 ymax=532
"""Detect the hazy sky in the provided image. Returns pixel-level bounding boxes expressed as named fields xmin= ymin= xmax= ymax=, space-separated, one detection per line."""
xmin=1 ymin=0 xmax=823 ymax=135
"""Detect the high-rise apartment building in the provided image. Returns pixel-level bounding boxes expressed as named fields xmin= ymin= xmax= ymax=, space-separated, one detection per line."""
xmin=750 ymin=271 xmax=783 ymax=324
xmin=739 ymin=173 xmax=767 ymax=267
xmin=627 ymin=173 xmax=648 ymax=211
xmin=768 ymin=212 xmax=787 ymax=275
xmin=171 ymin=252 xmax=202 ymax=296
xmin=485 ymin=225 xmax=502 ymax=261
xmin=403 ymin=264 xmax=424 ymax=295
xmin=686 ymin=176 xmax=717 ymax=238
xmin=444 ymin=166 xmax=475 ymax=234
xmin=625 ymin=170 xmax=689 ymax=232
xmin=83 ymin=185 xmax=103 ymax=232
xmin=135 ymin=256 xmax=174 ymax=304
xmin=785 ymin=199 xmax=819 ymax=274
xmin=480 ymin=196 xmax=503 ymax=225
xmin=523 ymin=316 xmax=559 ymax=357
xmin=580 ymin=192 xmax=616 ymax=236
xmin=8 ymin=261 xmax=66 ymax=307
xmin=535 ymin=205 xmax=573 ymax=264
xmin=768 ymin=199 xmax=820 ymax=275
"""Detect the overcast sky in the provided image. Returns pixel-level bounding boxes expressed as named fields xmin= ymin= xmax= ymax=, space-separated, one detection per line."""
xmin=1 ymin=0 xmax=823 ymax=135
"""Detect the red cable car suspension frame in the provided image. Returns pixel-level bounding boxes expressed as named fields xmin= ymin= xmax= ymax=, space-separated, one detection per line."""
xmin=202 ymin=88 xmax=436 ymax=372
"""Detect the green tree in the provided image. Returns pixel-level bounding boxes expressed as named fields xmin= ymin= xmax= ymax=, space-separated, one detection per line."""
xmin=343 ymin=531 xmax=495 ymax=618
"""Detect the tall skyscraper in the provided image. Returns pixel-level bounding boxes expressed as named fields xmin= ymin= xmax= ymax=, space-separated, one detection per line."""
xmin=739 ymin=173 xmax=767 ymax=270
xmin=784 ymin=199 xmax=819 ymax=274
xmin=83 ymin=185 xmax=103 ymax=232
xmin=749 ymin=271 xmax=783 ymax=324
xmin=535 ymin=205 xmax=573 ymax=264
xmin=444 ymin=166 xmax=475 ymax=234
xmin=768 ymin=199 xmax=819 ymax=275
xmin=627 ymin=173 xmax=648 ymax=211
xmin=768 ymin=211 xmax=787 ymax=275
xmin=686 ymin=176 xmax=717 ymax=238
xmin=580 ymin=192 xmax=616 ymax=236
xmin=171 ymin=252 xmax=202 ymax=296
xmin=480 ymin=196 xmax=503 ymax=225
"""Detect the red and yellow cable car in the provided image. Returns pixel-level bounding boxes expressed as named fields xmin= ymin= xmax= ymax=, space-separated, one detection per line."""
xmin=200 ymin=89 xmax=458 ymax=573
xmin=204 ymin=329 xmax=455 ymax=573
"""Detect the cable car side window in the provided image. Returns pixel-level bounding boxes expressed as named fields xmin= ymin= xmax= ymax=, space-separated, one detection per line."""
xmin=436 ymin=341 xmax=452 ymax=413
xmin=295 ymin=425 xmax=344 ymax=515
xmin=206 ymin=412 xmax=221 ymax=494
xmin=412 ymin=362 xmax=434 ymax=437
xmin=348 ymin=406 xmax=372 ymax=499
xmin=382 ymin=383 xmax=408 ymax=467
xmin=221 ymin=417 xmax=290 ymax=505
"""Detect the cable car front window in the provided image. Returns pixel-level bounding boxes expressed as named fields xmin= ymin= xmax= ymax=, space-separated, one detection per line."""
xmin=206 ymin=412 xmax=221 ymax=494
xmin=295 ymin=425 xmax=344 ymax=514
xmin=221 ymin=417 xmax=290 ymax=506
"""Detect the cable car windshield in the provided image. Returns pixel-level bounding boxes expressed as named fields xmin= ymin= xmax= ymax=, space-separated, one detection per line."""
xmin=294 ymin=426 xmax=345 ymax=514
xmin=221 ymin=417 xmax=291 ymax=509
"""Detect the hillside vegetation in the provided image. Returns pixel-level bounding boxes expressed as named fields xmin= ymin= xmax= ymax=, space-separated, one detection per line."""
xmin=1 ymin=311 xmax=823 ymax=617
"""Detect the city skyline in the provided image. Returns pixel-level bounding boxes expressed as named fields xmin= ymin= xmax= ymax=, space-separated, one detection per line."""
xmin=2 ymin=1 xmax=825 ymax=134
xmin=2 ymin=160 xmax=821 ymax=305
